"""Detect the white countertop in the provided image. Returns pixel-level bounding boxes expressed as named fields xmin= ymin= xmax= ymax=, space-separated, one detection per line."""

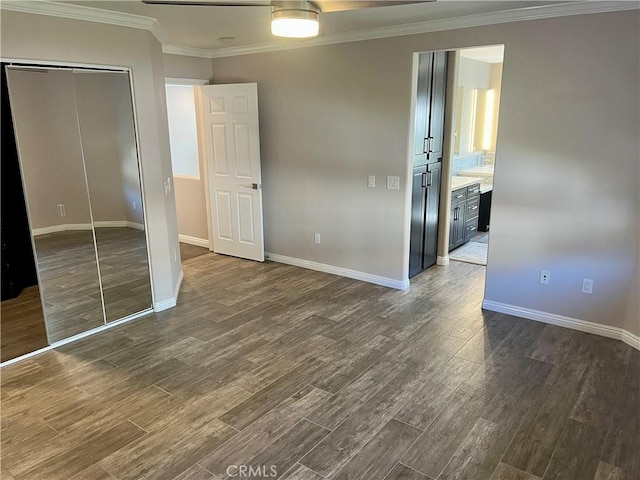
xmin=450 ymin=176 xmax=483 ymax=191
xmin=457 ymin=165 xmax=495 ymax=178
xmin=450 ymin=176 xmax=493 ymax=194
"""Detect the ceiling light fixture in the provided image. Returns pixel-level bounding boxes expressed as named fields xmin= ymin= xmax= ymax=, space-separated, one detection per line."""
xmin=271 ymin=1 xmax=319 ymax=38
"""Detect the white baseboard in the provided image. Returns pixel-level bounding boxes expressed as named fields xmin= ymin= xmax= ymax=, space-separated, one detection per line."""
xmin=266 ymin=252 xmax=410 ymax=290
xmin=153 ymin=269 xmax=184 ymax=312
xmin=127 ymin=222 xmax=145 ymax=231
xmin=154 ymin=297 xmax=176 ymax=312
xmin=482 ymin=299 xmax=640 ymax=351
xmin=33 ymin=223 xmax=92 ymax=236
xmin=178 ymin=234 xmax=210 ymax=248
xmin=437 ymin=255 xmax=450 ymax=266
xmin=93 ymin=221 xmax=145 ymax=231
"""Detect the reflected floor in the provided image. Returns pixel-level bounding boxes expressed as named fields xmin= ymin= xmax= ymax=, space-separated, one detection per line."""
xmin=0 ymin=286 xmax=48 ymax=362
xmin=94 ymin=227 xmax=152 ymax=322
xmin=34 ymin=228 xmax=152 ymax=343
xmin=34 ymin=230 xmax=104 ymax=342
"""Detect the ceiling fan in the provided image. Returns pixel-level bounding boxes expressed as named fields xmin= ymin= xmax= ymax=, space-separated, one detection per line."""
xmin=141 ymin=0 xmax=431 ymax=38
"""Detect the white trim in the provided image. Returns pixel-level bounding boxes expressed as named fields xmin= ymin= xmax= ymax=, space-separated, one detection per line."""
xmin=482 ymin=300 xmax=640 ymax=352
xmin=165 ymin=77 xmax=209 ymax=86
xmin=153 ymin=269 xmax=183 ymax=312
xmin=163 ymin=44 xmax=215 ymax=59
xmin=32 ymin=223 xmax=92 ymax=236
xmin=621 ymin=330 xmax=640 ymax=352
xmin=153 ymin=297 xmax=176 ymax=312
xmin=437 ymin=255 xmax=450 ymax=266
xmin=0 ymin=308 xmax=153 ymax=368
xmin=0 ymin=1 xmax=168 ymax=44
xmin=266 ymin=252 xmax=410 ymax=290
xmin=208 ymin=1 xmax=639 ymax=58
xmin=92 ymin=220 xmax=144 ymax=230
xmin=2 ymin=1 xmax=635 ymax=60
xmin=178 ymin=234 xmax=209 ymax=248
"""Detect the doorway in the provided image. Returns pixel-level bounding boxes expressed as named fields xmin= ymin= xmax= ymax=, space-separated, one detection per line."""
xmin=448 ymin=45 xmax=504 ymax=266
xmin=165 ymin=78 xmax=211 ymax=264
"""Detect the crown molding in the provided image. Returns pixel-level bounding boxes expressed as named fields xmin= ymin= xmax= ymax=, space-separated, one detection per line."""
xmin=162 ymin=44 xmax=215 ymax=59
xmin=1 ymin=0 xmax=637 ymax=60
xmin=0 ymin=0 xmax=168 ymax=44
xmin=208 ymin=1 xmax=640 ymax=58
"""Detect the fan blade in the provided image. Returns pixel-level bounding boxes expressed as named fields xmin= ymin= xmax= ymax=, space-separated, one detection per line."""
xmin=315 ymin=1 xmax=432 ymax=13
xmin=141 ymin=0 xmax=432 ymax=11
xmin=142 ymin=0 xmax=273 ymax=6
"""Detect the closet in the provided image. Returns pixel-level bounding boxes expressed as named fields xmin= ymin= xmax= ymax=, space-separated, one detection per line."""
xmin=1 ymin=63 xmax=152 ymax=362
xmin=409 ymin=51 xmax=447 ymax=278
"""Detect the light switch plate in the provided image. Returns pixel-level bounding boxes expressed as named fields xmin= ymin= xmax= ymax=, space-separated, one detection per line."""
xmin=387 ymin=176 xmax=400 ymax=190
xmin=368 ymin=175 xmax=375 ymax=188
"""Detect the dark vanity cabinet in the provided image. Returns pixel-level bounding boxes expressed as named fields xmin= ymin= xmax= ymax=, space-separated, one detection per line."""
xmin=449 ymin=183 xmax=480 ymax=252
xmin=409 ymin=51 xmax=447 ymax=278
xmin=410 ymin=162 xmax=442 ymax=278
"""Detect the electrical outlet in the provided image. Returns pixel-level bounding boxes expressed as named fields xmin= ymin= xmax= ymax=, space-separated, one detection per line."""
xmin=539 ymin=270 xmax=550 ymax=285
xmin=582 ymin=278 xmax=593 ymax=294
xmin=57 ymin=204 xmax=65 ymax=217
xmin=132 ymin=201 xmax=137 ymax=210
xmin=314 ymin=233 xmax=321 ymax=245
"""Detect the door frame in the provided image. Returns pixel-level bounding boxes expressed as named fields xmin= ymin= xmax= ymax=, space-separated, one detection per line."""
xmin=164 ymin=77 xmax=213 ymax=251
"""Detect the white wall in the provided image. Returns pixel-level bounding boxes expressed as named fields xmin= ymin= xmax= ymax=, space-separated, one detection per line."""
xmin=211 ymin=11 xmax=640 ymax=337
xmin=2 ymin=11 xmax=182 ymax=306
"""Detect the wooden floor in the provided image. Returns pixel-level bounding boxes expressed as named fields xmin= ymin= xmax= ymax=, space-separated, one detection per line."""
xmin=0 ymin=286 xmax=48 ymax=362
xmin=180 ymin=242 xmax=210 ymax=262
xmin=1 ymin=252 xmax=638 ymax=480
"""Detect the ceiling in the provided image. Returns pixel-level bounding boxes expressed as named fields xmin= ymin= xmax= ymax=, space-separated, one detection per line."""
xmin=460 ymin=45 xmax=505 ymax=63
xmin=57 ymin=0 xmax=572 ymax=51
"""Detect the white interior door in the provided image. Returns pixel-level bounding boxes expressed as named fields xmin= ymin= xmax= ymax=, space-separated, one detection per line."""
xmin=195 ymin=83 xmax=264 ymax=261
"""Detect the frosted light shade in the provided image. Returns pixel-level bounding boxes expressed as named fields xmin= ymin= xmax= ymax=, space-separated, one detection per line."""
xmin=271 ymin=18 xmax=319 ymax=38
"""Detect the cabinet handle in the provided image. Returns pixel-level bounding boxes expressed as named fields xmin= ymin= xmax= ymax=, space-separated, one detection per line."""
xmin=470 ymin=205 xmax=478 ymax=210
xmin=468 ymin=226 xmax=477 ymax=231
xmin=421 ymin=172 xmax=427 ymax=188
xmin=423 ymin=138 xmax=429 ymax=154
xmin=427 ymin=171 xmax=433 ymax=187
xmin=454 ymin=194 xmax=464 ymax=199
xmin=454 ymin=207 xmax=458 ymax=221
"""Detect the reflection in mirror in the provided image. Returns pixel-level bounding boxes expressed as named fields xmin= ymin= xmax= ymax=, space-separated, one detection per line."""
xmin=6 ymin=67 xmax=105 ymax=342
xmin=74 ymin=71 xmax=152 ymax=322
xmin=1 ymin=65 xmax=49 ymax=361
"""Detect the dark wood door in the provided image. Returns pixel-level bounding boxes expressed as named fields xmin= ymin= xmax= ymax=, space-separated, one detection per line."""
xmin=409 ymin=165 xmax=426 ymax=278
xmin=412 ymin=53 xmax=432 ymax=166
xmin=422 ymin=162 xmax=441 ymax=269
xmin=426 ymin=51 xmax=447 ymax=163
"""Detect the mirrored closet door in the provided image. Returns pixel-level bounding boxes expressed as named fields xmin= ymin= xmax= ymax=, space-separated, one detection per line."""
xmin=2 ymin=63 xmax=152 ymax=357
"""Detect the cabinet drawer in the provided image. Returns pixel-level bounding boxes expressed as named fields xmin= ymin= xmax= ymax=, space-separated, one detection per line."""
xmin=451 ymin=188 xmax=466 ymax=202
xmin=467 ymin=183 xmax=481 ymax=197
xmin=466 ymin=196 xmax=480 ymax=219
xmin=465 ymin=218 xmax=479 ymax=240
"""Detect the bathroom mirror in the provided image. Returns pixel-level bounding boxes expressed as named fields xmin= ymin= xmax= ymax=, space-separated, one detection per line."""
xmin=4 ymin=63 xmax=152 ymax=353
